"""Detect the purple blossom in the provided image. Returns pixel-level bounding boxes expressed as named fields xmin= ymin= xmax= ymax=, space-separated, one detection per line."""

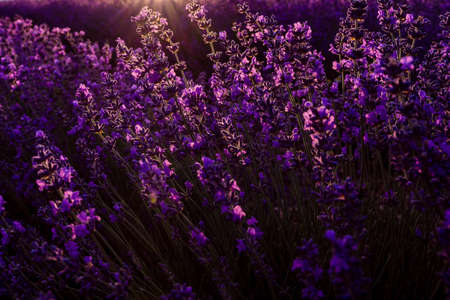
xmin=161 ymin=283 xmax=197 ymax=300
xmin=64 ymin=240 xmax=79 ymax=259
xmin=12 ymin=221 xmax=26 ymax=233
xmin=236 ymin=239 xmax=246 ymax=254
xmin=0 ymin=195 xmax=5 ymax=214
xmin=190 ymin=229 xmax=208 ymax=247
xmin=232 ymin=205 xmax=246 ymax=221
xmin=61 ymin=190 xmax=83 ymax=213
xmin=1 ymin=228 xmax=9 ymax=246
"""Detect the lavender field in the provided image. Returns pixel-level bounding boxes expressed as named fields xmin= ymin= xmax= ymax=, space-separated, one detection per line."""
xmin=0 ymin=0 xmax=448 ymax=299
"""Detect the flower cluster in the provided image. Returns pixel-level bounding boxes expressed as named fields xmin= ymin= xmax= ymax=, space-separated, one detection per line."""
xmin=0 ymin=0 xmax=448 ymax=299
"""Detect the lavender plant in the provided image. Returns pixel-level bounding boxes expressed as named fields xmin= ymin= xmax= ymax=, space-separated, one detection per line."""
xmin=0 ymin=0 xmax=448 ymax=299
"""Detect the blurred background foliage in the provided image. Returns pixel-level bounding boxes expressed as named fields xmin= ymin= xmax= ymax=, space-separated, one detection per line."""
xmin=0 ymin=0 xmax=448 ymax=76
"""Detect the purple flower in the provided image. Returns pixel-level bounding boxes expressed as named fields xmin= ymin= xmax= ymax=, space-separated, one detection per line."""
xmin=247 ymin=217 xmax=258 ymax=226
xmin=36 ymin=179 xmax=49 ymax=192
xmin=58 ymin=168 xmax=74 ymax=183
xmin=35 ymin=130 xmax=46 ymax=138
xmin=61 ymin=190 xmax=83 ymax=213
xmin=325 ymin=229 xmax=336 ymax=242
xmin=1 ymin=228 xmax=9 ymax=246
xmin=236 ymin=239 xmax=246 ymax=254
xmin=190 ymin=229 xmax=208 ymax=247
xmin=247 ymin=226 xmax=263 ymax=239
xmin=219 ymin=30 xmax=227 ymax=40
xmin=400 ymin=56 xmax=414 ymax=71
xmin=68 ymin=223 xmax=89 ymax=239
xmin=232 ymin=205 xmax=246 ymax=221
xmin=12 ymin=221 xmax=26 ymax=233
xmin=77 ymin=208 xmax=100 ymax=224
xmin=292 ymin=258 xmax=305 ymax=271
xmin=326 ymin=230 xmax=370 ymax=298
xmin=161 ymin=283 xmax=196 ymax=300
xmin=64 ymin=240 xmax=79 ymax=258
xmin=0 ymin=195 xmax=5 ymax=214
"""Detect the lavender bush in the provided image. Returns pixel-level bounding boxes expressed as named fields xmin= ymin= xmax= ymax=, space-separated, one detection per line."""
xmin=0 ymin=0 xmax=448 ymax=299
xmin=0 ymin=0 xmax=448 ymax=75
